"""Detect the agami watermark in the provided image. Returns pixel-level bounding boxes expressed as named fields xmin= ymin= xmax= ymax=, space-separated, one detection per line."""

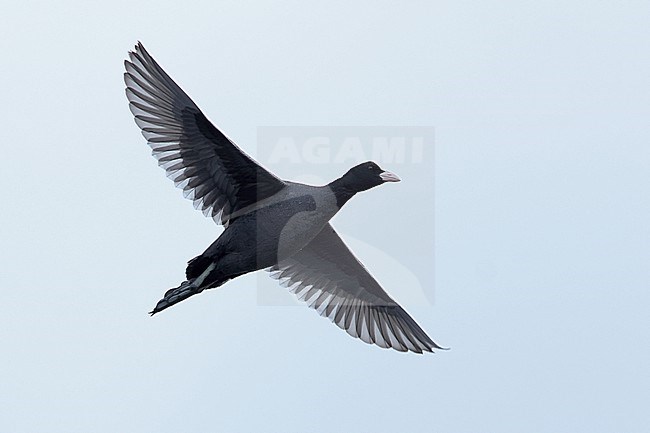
xmin=255 ymin=126 xmax=436 ymax=308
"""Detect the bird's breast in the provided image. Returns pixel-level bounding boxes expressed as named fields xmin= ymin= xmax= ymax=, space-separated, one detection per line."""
xmin=252 ymin=189 xmax=339 ymax=261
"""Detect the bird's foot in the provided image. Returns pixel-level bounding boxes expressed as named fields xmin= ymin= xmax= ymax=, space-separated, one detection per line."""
xmin=149 ymin=281 xmax=201 ymax=315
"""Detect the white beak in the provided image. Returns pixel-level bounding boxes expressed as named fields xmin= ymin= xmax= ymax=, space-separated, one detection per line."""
xmin=380 ymin=171 xmax=401 ymax=182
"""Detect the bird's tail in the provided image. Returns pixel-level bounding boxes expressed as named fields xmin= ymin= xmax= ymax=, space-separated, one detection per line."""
xmin=149 ymin=280 xmax=200 ymax=315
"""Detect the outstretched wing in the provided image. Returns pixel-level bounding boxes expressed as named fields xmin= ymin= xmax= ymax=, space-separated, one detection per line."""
xmin=269 ymin=224 xmax=443 ymax=353
xmin=124 ymin=42 xmax=286 ymax=226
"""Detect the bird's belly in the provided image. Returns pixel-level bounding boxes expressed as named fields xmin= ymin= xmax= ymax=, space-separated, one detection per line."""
xmin=223 ymin=191 xmax=338 ymax=270
xmin=248 ymin=208 xmax=330 ymax=264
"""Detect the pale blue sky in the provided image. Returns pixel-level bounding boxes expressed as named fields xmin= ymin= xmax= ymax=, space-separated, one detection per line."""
xmin=1 ymin=1 xmax=649 ymax=432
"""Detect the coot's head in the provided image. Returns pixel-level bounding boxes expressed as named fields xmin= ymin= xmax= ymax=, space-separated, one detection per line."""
xmin=343 ymin=161 xmax=401 ymax=192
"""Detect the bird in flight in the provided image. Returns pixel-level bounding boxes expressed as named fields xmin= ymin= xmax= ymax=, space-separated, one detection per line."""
xmin=124 ymin=42 xmax=444 ymax=353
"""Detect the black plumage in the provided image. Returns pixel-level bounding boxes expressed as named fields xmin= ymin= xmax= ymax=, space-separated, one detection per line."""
xmin=124 ymin=42 xmax=444 ymax=353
